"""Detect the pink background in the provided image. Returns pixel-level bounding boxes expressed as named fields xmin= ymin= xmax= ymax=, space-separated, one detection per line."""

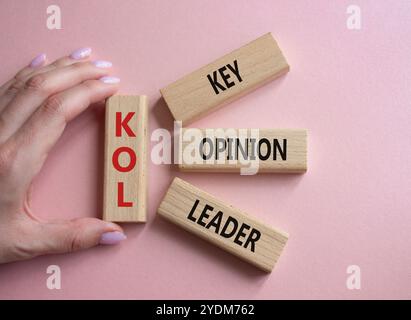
xmin=0 ymin=0 xmax=410 ymax=299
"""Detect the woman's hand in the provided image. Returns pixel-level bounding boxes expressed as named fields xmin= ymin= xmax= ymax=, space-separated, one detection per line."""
xmin=0 ymin=48 xmax=126 ymax=264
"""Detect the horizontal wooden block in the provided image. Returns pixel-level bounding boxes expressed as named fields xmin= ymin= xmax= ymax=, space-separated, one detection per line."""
xmin=158 ymin=177 xmax=289 ymax=272
xmin=103 ymin=95 xmax=148 ymax=223
xmin=160 ymin=33 xmax=289 ymax=125
xmin=178 ymin=128 xmax=307 ymax=173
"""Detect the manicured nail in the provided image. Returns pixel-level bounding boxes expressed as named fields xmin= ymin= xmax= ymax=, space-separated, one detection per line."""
xmin=99 ymin=76 xmax=120 ymax=84
xmin=92 ymin=60 xmax=112 ymax=68
xmin=30 ymin=53 xmax=46 ymax=67
xmin=70 ymin=47 xmax=92 ymax=60
xmin=99 ymin=231 xmax=127 ymax=245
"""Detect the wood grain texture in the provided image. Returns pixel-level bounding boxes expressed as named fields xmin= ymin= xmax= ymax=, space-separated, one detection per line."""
xmin=158 ymin=177 xmax=289 ymax=272
xmin=103 ymin=95 xmax=148 ymax=223
xmin=160 ymin=32 xmax=289 ymax=125
xmin=178 ymin=128 xmax=307 ymax=173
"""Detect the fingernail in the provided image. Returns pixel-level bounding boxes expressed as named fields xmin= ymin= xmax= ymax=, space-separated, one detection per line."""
xmin=30 ymin=53 xmax=46 ymax=67
xmin=70 ymin=47 xmax=92 ymax=60
xmin=99 ymin=76 xmax=120 ymax=84
xmin=99 ymin=231 xmax=127 ymax=245
xmin=92 ymin=60 xmax=112 ymax=68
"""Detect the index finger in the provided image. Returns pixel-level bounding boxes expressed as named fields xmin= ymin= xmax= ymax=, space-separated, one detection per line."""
xmin=0 ymin=48 xmax=92 ymax=113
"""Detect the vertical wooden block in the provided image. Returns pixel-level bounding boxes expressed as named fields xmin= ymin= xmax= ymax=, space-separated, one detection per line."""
xmin=158 ymin=178 xmax=289 ymax=272
xmin=103 ymin=95 xmax=148 ymax=223
xmin=178 ymin=128 xmax=307 ymax=173
xmin=160 ymin=32 xmax=289 ymax=125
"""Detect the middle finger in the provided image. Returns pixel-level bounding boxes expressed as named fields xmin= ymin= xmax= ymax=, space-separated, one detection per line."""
xmin=0 ymin=48 xmax=92 ymax=113
xmin=0 ymin=60 xmax=112 ymax=143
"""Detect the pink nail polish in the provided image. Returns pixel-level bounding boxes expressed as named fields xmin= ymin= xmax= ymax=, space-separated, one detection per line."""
xmin=70 ymin=47 xmax=92 ymax=60
xmin=92 ymin=60 xmax=112 ymax=68
xmin=30 ymin=53 xmax=46 ymax=67
xmin=99 ymin=231 xmax=127 ymax=245
xmin=99 ymin=76 xmax=120 ymax=84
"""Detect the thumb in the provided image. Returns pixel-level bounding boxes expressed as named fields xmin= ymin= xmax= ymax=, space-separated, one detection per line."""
xmin=30 ymin=218 xmax=126 ymax=256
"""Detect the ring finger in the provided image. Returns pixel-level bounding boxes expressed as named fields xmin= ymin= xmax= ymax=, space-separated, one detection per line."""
xmin=0 ymin=58 xmax=112 ymax=143
xmin=0 ymin=48 xmax=92 ymax=113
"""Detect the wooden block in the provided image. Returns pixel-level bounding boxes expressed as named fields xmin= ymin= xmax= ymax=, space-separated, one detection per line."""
xmin=178 ymin=128 xmax=307 ymax=173
xmin=103 ymin=95 xmax=148 ymax=223
xmin=158 ymin=177 xmax=289 ymax=272
xmin=160 ymin=32 xmax=289 ymax=125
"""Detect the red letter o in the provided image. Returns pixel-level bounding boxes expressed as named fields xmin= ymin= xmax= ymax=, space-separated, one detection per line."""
xmin=112 ymin=147 xmax=136 ymax=172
